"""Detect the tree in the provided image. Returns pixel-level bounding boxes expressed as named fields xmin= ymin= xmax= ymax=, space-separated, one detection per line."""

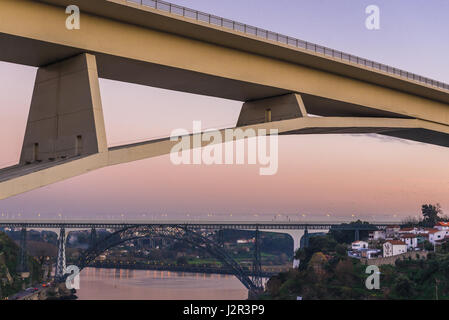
xmin=176 ymin=256 xmax=188 ymax=266
xmin=424 ymin=240 xmax=434 ymax=251
xmin=401 ymin=216 xmax=420 ymax=227
xmin=393 ymin=275 xmax=414 ymax=298
xmin=421 ymin=204 xmax=443 ymax=226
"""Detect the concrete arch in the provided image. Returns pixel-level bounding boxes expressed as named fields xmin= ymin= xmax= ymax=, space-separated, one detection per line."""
xmin=263 ymin=229 xmax=329 ymax=268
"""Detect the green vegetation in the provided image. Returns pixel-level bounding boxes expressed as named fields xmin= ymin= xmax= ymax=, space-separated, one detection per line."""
xmin=329 ymin=220 xmax=373 ymax=243
xmin=403 ymin=203 xmax=447 ymax=227
xmin=261 ymin=234 xmax=449 ymax=300
xmin=0 ymin=231 xmax=43 ymax=299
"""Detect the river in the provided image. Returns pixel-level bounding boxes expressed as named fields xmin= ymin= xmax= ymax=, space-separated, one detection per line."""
xmin=76 ymin=267 xmax=249 ymax=300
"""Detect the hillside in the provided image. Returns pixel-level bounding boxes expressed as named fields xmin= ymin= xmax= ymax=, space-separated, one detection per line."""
xmin=261 ymin=235 xmax=449 ymax=300
xmin=0 ymin=231 xmax=42 ymax=299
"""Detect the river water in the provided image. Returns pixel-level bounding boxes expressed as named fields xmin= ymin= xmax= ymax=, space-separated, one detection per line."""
xmin=76 ymin=267 xmax=249 ymax=300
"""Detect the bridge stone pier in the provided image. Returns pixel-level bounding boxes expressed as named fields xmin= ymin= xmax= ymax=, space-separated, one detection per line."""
xmin=237 ymin=93 xmax=308 ymax=127
xmin=20 ymin=54 xmax=107 ymax=165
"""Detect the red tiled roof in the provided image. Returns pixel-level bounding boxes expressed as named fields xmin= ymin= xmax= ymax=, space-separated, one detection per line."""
xmin=386 ymin=240 xmax=406 ymax=245
xmin=400 ymin=234 xmax=418 ymax=238
xmin=399 ymin=228 xmax=415 ymax=232
xmin=436 ymin=222 xmax=449 ymax=227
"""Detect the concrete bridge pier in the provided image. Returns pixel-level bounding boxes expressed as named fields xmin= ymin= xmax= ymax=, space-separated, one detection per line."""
xmin=237 ymin=93 xmax=307 ymax=127
xmin=262 ymin=228 xmax=330 ymax=268
xmin=20 ymin=53 xmax=107 ymax=166
xmin=263 ymin=229 xmax=304 ymax=268
xmin=355 ymin=229 xmax=360 ymax=241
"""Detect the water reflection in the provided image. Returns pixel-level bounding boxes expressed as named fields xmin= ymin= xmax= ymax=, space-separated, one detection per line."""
xmin=77 ymin=268 xmax=249 ymax=300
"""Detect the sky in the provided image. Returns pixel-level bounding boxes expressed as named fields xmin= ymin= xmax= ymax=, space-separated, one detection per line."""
xmin=0 ymin=0 xmax=448 ymax=221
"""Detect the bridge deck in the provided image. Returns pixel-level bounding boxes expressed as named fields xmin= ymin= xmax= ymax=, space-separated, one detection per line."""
xmin=0 ymin=0 xmax=446 ymax=105
xmin=0 ymin=219 xmax=400 ymax=229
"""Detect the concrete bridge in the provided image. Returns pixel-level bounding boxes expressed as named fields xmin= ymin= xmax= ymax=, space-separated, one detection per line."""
xmin=0 ymin=0 xmax=448 ymax=200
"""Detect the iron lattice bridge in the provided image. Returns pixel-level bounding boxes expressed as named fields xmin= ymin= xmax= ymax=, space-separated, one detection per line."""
xmin=0 ymin=220 xmax=398 ymax=295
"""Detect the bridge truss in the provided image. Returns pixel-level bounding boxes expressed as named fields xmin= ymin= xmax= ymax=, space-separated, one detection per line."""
xmin=75 ymin=225 xmax=263 ymax=293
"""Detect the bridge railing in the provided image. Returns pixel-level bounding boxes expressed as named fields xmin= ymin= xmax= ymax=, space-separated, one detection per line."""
xmin=127 ymin=0 xmax=449 ymax=92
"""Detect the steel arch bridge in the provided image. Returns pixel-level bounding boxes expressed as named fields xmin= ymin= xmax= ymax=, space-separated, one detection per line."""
xmin=74 ymin=225 xmax=263 ymax=293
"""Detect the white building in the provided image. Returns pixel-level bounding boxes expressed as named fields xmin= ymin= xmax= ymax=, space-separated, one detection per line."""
xmin=434 ymin=223 xmax=449 ymax=239
xmin=398 ymin=227 xmax=417 ymax=235
xmin=383 ymin=240 xmax=407 ymax=257
xmin=369 ymin=230 xmax=386 ymax=241
xmin=435 ymin=222 xmax=449 ymax=232
xmin=360 ymin=248 xmax=381 ymax=259
xmin=400 ymin=234 xmax=418 ymax=249
xmin=385 ymin=226 xmax=400 ymax=239
xmin=428 ymin=229 xmax=447 ymax=244
xmin=236 ymin=239 xmax=255 ymax=244
xmin=351 ymin=241 xmax=368 ymax=250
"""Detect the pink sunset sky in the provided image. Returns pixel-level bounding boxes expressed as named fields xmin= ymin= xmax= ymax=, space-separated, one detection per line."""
xmin=0 ymin=0 xmax=448 ymax=220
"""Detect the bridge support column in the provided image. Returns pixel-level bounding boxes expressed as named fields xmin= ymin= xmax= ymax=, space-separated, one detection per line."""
xmin=217 ymin=229 xmax=224 ymax=248
xmin=355 ymin=229 xmax=360 ymax=241
xmin=251 ymin=228 xmax=263 ymax=290
xmin=55 ymin=228 xmax=67 ymax=282
xmin=89 ymin=227 xmax=97 ymax=251
xmin=20 ymin=53 xmax=107 ymax=165
xmin=302 ymin=228 xmax=310 ymax=249
xmin=17 ymin=227 xmax=29 ymax=276
xmin=237 ymin=93 xmax=307 ymax=127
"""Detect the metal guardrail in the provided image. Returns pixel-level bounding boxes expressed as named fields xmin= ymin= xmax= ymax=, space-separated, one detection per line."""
xmin=127 ymin=0 xmax=449 ymax=92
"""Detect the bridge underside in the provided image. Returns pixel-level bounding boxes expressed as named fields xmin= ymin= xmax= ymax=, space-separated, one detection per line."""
xmin=0 ymin=0 xmax=448 ymax=199
xmin=0 ymin=53 xmax=448 ymax=200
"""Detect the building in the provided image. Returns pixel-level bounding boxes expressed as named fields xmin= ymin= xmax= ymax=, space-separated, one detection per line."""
xmin=359 ymin=248 xmax=381 ymax=259
xmin=369 ymin=230 xmax=386 ymax=241
xmin=400 ymin=234 xmax=418 ymax=249
xmin=428 ymin=229 xmax=447 ymax=244
xmin=236 ymin=238 xmax=255 ymax=244
xmin=434 ymin=223 xmax=449 ymax=240
xmin=351 ymin=241 xmax=368 ymax=250
xmin=385 ymin=226 xmax=400 ymax=239
xmin=435 ymin=222 xmax=449 ymax=231
xmin=398 ymin=227 xmax=417 ymax=235
xmin=383 ymin=240 xmax=407 ymax=257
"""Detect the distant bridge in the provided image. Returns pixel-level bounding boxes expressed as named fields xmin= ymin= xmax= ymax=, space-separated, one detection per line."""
xmin=0 ymin=219 xmax=399 ymax=296
xmin=0 ymin=219 xmax=398 ymax=229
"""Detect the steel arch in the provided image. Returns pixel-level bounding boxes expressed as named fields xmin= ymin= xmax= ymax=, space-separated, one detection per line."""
xmin=75 ymin=225 xmax=261 ymax=291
